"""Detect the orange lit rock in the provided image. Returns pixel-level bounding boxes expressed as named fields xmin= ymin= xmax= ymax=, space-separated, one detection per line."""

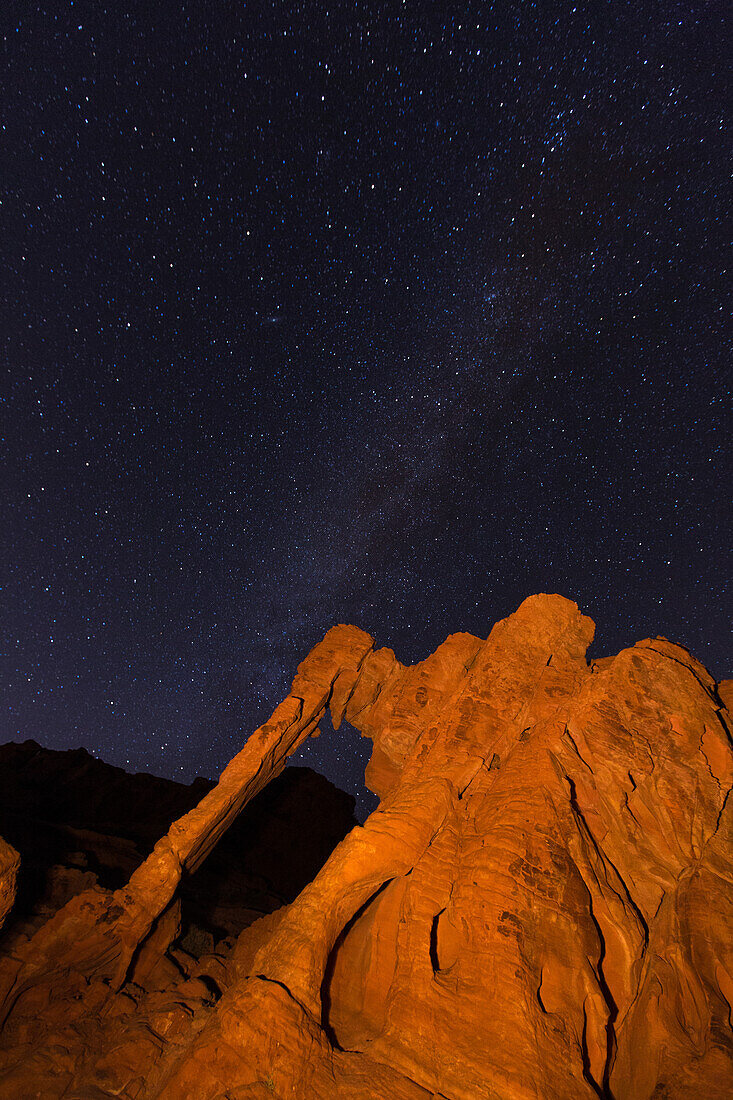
xmin=0 ymin=596 xmax=731 ymax=1100
xmin=0 ymin=836 xmax=19 ymax=930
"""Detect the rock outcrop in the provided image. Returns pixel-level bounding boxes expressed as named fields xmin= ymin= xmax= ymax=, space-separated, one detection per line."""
xmin=0 ymin=743 xmax=356 ymax=950
xmin=0 ymin=838 xmax=19 ymax=932
xmin=0 ymin=741 xmax=357 ymax=948
xmin=0 ymin=595 xmax=731 ymax=1099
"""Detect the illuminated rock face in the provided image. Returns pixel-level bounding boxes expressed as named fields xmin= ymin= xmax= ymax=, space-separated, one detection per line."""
xmin=0 ymin=837 xmax=19 ymax=932
xmin=0 ymin=595 xmax=731 ymax=1100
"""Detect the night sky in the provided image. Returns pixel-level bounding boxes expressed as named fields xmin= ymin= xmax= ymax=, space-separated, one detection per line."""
xmin=3 ymin=2 xmax=730 ymax=820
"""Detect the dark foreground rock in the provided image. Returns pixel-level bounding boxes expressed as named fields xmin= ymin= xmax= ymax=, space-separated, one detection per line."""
xmin=0 ymin=741 xmax=356 ymax=948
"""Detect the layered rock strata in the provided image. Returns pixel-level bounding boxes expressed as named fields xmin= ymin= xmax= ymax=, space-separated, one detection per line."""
xmin=0 ymin=838 xmax=19 ymax=932
xmin=0 ymin=595 xmax=731 ymax=1099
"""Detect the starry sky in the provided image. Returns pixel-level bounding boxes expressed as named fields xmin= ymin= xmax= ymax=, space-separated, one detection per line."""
xmin=3 ymin=2 xmax=730 ymax=820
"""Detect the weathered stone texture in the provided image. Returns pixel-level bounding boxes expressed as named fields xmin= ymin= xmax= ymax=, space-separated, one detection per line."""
xmin=0 ymin=838 xmax=19 ymax=932
xmin=0 ymin=595 xmax=731 ymax=1099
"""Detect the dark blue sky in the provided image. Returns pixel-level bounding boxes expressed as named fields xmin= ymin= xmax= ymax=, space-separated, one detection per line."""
xmin=3 ymin=2 xmax=730 ymax=816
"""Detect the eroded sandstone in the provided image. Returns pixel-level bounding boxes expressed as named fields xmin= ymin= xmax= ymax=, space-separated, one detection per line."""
xmin=0 ymin=595 xmax=730 ymax=1099
xmin=0 ymin=838 xmax=19 ymax=932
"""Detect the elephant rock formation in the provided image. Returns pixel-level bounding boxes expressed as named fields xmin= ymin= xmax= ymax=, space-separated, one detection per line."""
xmin=0 ymin=594 xmax=731 ymax=1099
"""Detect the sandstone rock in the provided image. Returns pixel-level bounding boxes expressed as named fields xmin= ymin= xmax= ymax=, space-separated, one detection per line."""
xmin=0 ymin=836 xmax=19 ymax=930
xmin=0 ymin=744 xmax=355 ymax=948
xmin=0 ymin=596 xmax=730 ymax=1100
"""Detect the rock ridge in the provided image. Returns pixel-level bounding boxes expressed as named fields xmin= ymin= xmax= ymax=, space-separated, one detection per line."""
xmin=0 ymin=594 xmax=730 ymax=1099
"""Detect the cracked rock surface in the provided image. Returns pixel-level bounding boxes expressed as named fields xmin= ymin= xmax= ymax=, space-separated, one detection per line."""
xmin=0 ymin=594 xmax=731 ymax=1099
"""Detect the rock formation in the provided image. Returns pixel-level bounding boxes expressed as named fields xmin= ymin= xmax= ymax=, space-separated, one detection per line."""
xmin=0 ymin=594 xmax=731 ymax=1099
xmin=0 ymin=838 xmax=19 ymax=932
xmin=0 ymin=742 xmax=357 ymax=950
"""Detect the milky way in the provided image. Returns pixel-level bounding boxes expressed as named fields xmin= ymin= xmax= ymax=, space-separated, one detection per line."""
xmin=3 ymin=2 xmax=730 ymax=819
